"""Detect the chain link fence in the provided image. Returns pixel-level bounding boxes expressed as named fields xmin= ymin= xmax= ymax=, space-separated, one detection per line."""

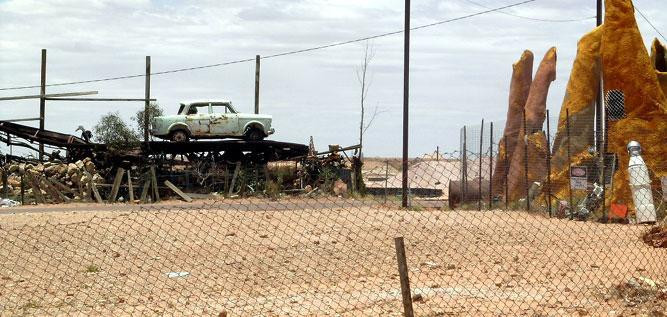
xmin=0 ymin=112 xmax=665 ymax=315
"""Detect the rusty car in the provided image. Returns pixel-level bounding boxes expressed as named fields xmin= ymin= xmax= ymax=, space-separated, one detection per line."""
xmin=150 ymin=100 xmax=274 ymax=142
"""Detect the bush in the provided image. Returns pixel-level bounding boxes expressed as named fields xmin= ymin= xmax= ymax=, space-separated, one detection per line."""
xmin=134 ymin=102 xmax=164 ymax=138
xmin=93 ymin=112 xmax=140 ymax=150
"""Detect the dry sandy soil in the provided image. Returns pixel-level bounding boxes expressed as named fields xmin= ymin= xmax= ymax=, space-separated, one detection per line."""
xmin=0 ymin=199 xmax=665 ymax=316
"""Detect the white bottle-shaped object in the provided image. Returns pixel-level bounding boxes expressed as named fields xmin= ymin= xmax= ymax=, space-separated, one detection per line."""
xmin=627 ymin=141 xmax=657 ymax=223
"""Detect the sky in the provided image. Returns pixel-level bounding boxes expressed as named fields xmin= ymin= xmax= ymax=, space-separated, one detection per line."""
xmin=0 ymin=0 xmax=665 ymax=158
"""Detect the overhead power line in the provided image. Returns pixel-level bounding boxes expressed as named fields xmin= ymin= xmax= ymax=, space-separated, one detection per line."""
xmin=462 ymin=0 xmax=595 ymax=22
xmin=0 ymin=0 xmax=536 ymax=92
xmin=635 ymin=5 xmax=666 ymax=43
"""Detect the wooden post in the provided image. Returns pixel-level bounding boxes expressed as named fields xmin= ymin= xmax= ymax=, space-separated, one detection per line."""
xmin=150 ymin=165 xmax=160 ymax=202
xmin=127 ymin=170 xmax=134 ymax=203
xmin=164 ymin=180 xmax=192 ymax=202
xmin=2 ymin=170 xmax=8 ymax=199
xmin=228 ymin=162 xmax=241 ymax=196
xmin=394 ymin=237 xmax=414 ymax=317
xmin=108 ymin=167 xmax=125 ymax=203
xmin=144 ymin=56 xmax=151 ymax=144
xmin=140 ymin=178 xmax=151 ymax=203
xmin=39 ymin=49 xmax=46 ymax=161
xmin=20 ymin=175 xmax=25 ymax=205
xmin=254 ymin=55 xmax=260 ymax=114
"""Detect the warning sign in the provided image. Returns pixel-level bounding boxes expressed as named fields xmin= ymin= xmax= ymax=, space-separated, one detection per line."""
xmin=570 ymin=166 xmax=588 ymax=190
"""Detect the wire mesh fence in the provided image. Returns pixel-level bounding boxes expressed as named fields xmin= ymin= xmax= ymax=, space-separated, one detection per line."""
xmin=0 ymin=112 xmax=665 ymax=315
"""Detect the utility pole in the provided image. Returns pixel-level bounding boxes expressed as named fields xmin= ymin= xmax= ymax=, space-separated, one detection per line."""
xmin=144 ymin=56 xmax=151 ymax=145
xmin=39 ymin=49 xmax=46 ymax=161
xmin=401 ymin=0 xmax=411 ymax=208
xmin=255 ymin=55 xmax=260 ymax=114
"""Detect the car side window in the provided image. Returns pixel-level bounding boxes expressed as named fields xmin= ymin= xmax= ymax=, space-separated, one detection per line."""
xmin=186 ymin=104 xmax=208 ymax=115
xmin=211 ymin=104 xmax=232 ymax=114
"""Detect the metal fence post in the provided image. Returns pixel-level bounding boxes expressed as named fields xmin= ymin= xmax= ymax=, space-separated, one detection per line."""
xmin=385 ymin=160 xmax=389 ymax=205
xmin=462 ymin=126 xmax=468 ymax=203
xmin=566 ymin=108 xmax=574 ymax=219
xmin=504 ymin=135 xmax=509 ymax=210
xmin=478 ymin=119 xmax=484 ymax=211
xmin=394 ymin=237 xmax=414 ymax=317
xmin=523 ymin=108 xmax=529 ymax=211
xmin=489 ymin=122 xmax=494 ymax=210
xmin=546 ymin=110 xmax=553 ymax=217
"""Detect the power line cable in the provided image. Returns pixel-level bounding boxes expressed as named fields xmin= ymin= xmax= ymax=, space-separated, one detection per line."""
xmin=0 ymin=0 xmax=536 ymax=92
xmin=634 ymin=5 xmax=666 ymax=43
xmin=462 ymin=0 xmax=594 ymax=22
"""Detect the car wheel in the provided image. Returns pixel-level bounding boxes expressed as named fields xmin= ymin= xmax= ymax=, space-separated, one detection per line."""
xmin=170 ymin=130 xmax=189 ymax=142
xmin=245 ymin=128 xmax=265 ymax=141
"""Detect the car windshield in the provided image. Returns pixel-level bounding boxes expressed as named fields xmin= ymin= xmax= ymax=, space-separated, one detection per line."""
xmin=178 ymin=104 xmax=186 ymax=114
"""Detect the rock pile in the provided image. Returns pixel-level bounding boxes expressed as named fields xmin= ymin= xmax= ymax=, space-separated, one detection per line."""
xmin=0 ymin=158 xmax=104 ymax=203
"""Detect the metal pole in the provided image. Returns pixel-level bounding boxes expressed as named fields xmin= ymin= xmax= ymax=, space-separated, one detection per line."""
xmin=394 ymin=237 xmax=414 ymax=317
xmin=144 ymin=56 xmax=151 ymax=145
xmin=39 ymin=49 xmax=46 ymax=161
xmin=504 ymin=135 xmax=509 ymax=210
xmin=436 ymin=146 xmax=439 ymax=161
xmin=566 ymin=109 xmax=574 ymax=219
xmin=401 ymin=0 xmax=410 ymax=208
xmin=546 ymin=110 xmax=553 ymax=217
xmin=255 ymin=55 xmax=260 ymax=114
xmin=522 ymin=108 xmax=529 ymax=211
xmin=489 ymin=121 xmax=494 ymax=210
xmin=597 ymin=0 xmax=607 ymax=222
xmin=462 ymin=126 xmax=468 ymax=203
xmin=478 ymin=119 xmax=484 ymax=211
xmin=385 ymin=161 xmax=389 ymax=205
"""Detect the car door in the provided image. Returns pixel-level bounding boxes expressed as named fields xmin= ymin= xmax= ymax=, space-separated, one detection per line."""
xmin=209 ymin=103 xmax=240 ymax=137
xmin=184 ymin=103 xmax=211 ymax=136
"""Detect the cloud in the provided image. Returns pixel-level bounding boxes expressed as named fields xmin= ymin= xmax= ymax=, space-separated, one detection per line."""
xmin=0 ymin=0 xmax=665 ymax=157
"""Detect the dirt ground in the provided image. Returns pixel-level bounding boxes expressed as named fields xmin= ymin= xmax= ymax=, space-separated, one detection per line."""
xmin=0 ymin=200 xmax=665 ymax=316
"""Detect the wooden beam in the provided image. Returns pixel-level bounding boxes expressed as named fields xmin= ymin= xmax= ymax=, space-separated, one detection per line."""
xmin=140 ymin=178 xmax=151 ymax=203
xmin=27 ymin=174 xmax=45 ymax=204
xmin=164 ymin=180 xmax=192 ymax=202
xmin=46 ymin=179 xmax=69 ymax=203
xmin=2 ymin=117 xmax=41 ymax=123
xmin=127 ymin=170 xmax=134 ymax=203
xmin=228 ymin=162 xmax=241 ymax=196
xmin=150 ymin=165 xmax=160 ymax=202
xmin=108 ymin=167 xmax=125 ymax=203
xmin=45 ymin=97 xmax=156 ymax=102
xmin=0 ymin=91 xmax=98 ymax=101
xmin=49 ymin=177 xmax=76 ymax=195
xmin=84 ymin=172 xmax=103 ymax=203
xmin=39 ymin=49 xmax=46 ymax=161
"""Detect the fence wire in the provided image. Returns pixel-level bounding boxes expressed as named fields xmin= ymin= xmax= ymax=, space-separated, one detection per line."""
xmin=0 ymin=113 xmax=665 ymax=315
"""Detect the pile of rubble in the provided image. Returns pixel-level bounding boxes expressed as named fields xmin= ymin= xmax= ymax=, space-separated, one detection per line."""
xmin=1 ymin=158 xmax=105 ymax=203
xmin=642 ymin=225 xmax=667 ymax=248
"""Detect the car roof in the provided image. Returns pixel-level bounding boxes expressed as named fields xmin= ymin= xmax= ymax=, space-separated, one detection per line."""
xmin=180 ymin=99 xmax=232 ymax=106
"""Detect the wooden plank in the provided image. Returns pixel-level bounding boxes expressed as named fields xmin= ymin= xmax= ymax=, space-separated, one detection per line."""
xmin=27 ymin=174 xmax=45 ymax=204
xmin=84 ymin=172 xmax=103 ymax=203
xmin=3 ymin=117 xmax=40 ymax=123
xmin=42 ymin=179 xmax=63 ymax=204
xmin=394 ymin=237 xmax=414 ymax=317
xmin=127 ymin=170 xmax=134 ymax=203
xmin=150 ymin=165 xmax=160 ymax=202
xmin=46 ymin=179 xmax=70 ymax=202
xmin=108 ymin=167 xmax=125 ymax=203
xmin=45 ymin=97 xmax=156 ymax=102
xmin=0 ymin=91 xmax=98 ymax=101
xmin=49 ymin=178 xmax=76 ymax=195
xmin=140 ymin=179 xmax=151 ymax=203
xmin=228 ymin=162 xmax=241 ymax=196
xmin=164 ymin=180 xmax=192 ymax=202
